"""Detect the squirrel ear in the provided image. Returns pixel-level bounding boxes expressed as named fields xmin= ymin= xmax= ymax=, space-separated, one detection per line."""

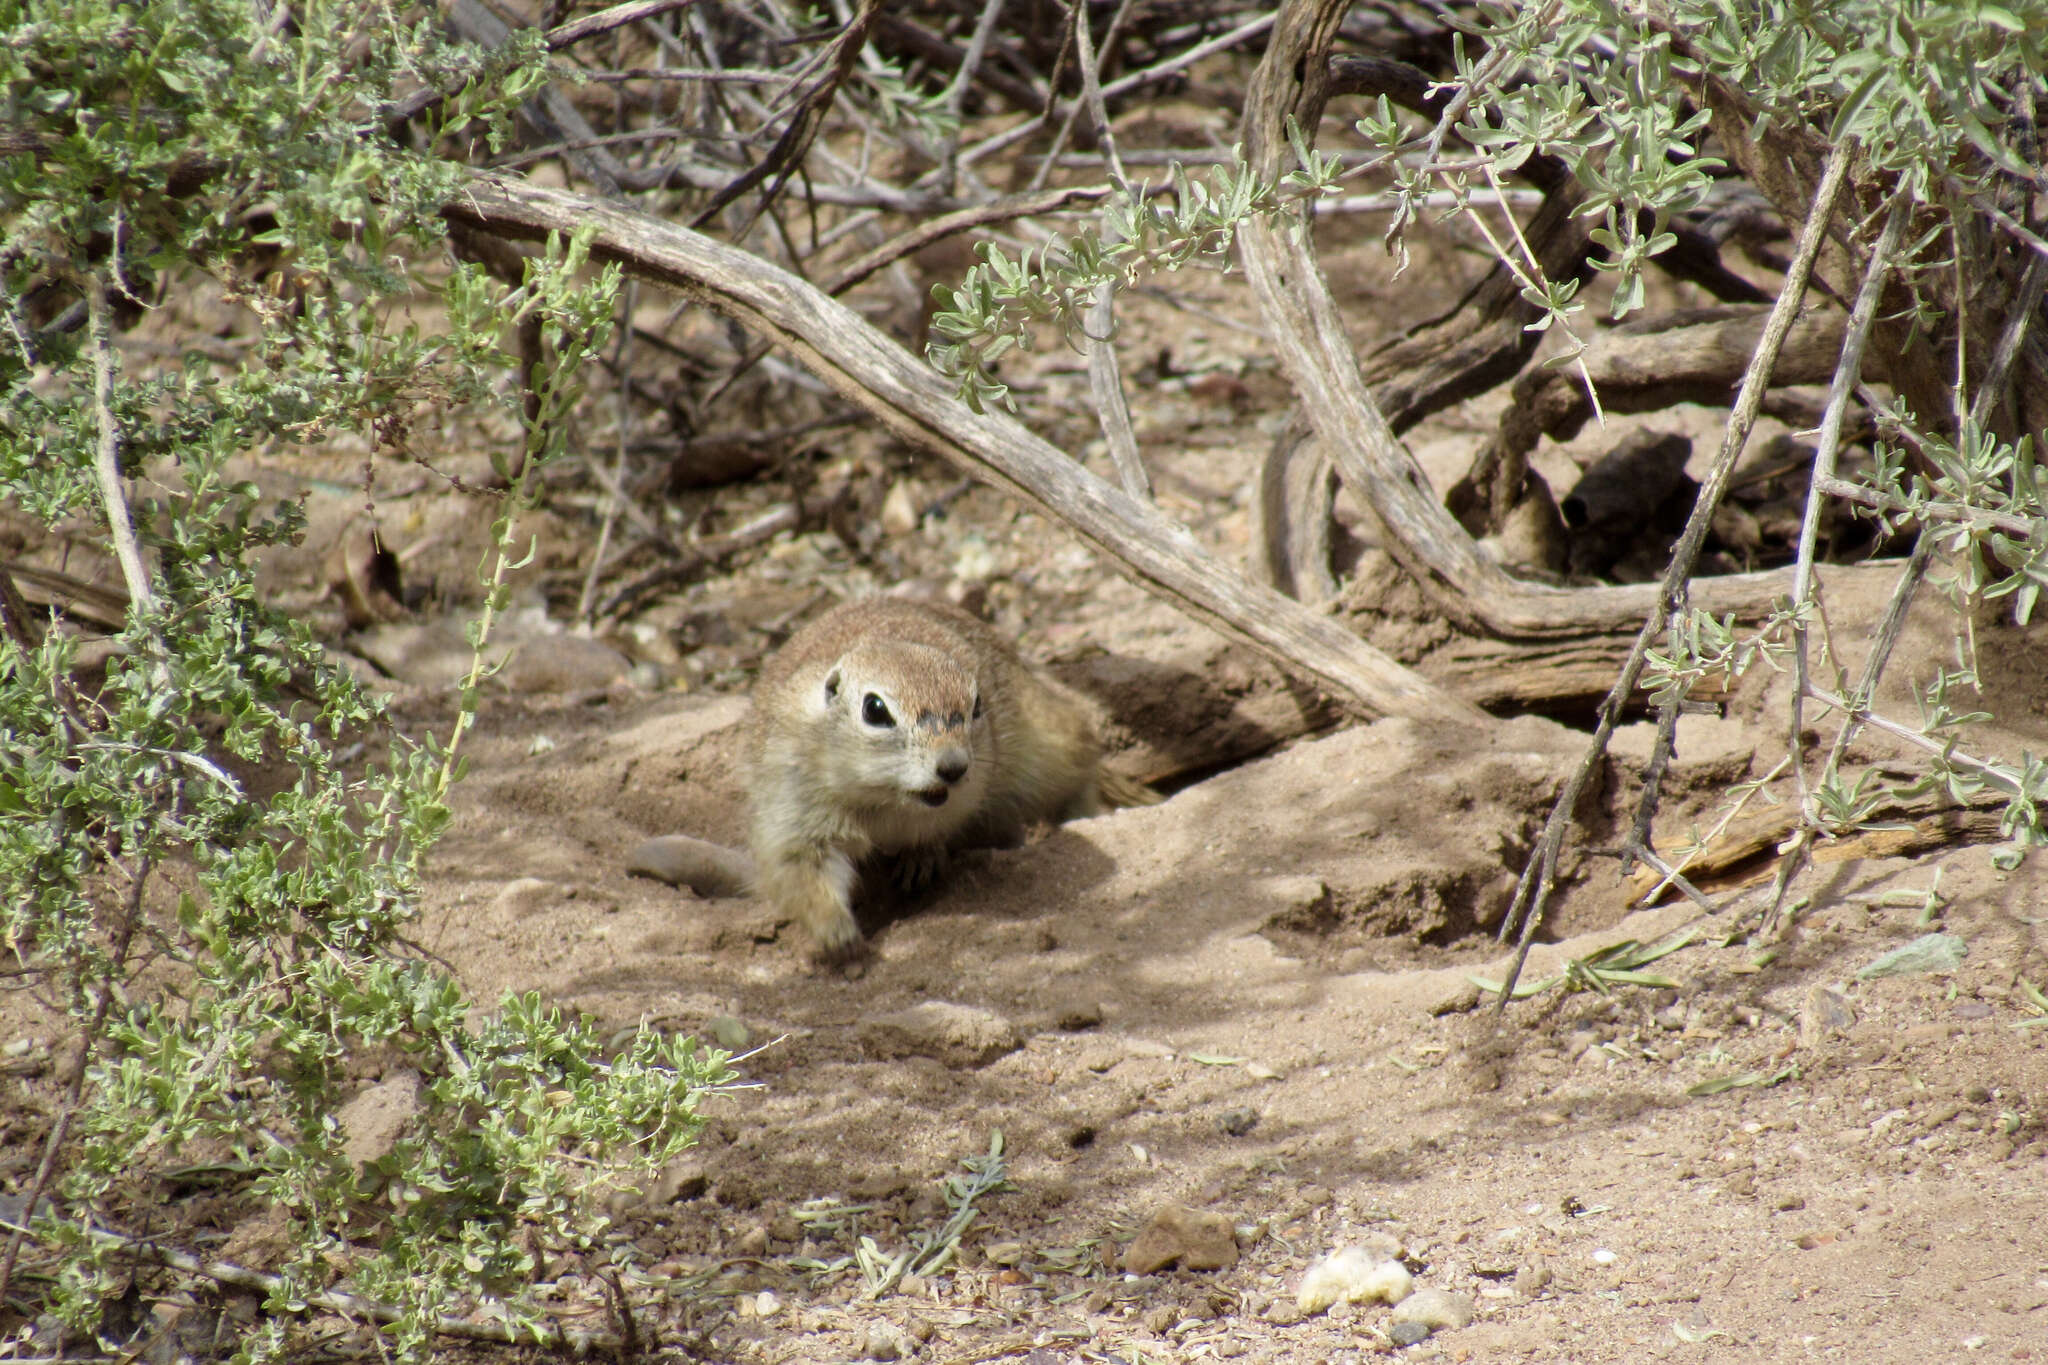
xmin=822 ymin=667 xmax=841 ymax=702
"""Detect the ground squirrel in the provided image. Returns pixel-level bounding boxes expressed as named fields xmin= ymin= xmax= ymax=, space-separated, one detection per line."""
xmin=746 ymin=595 xmax=1157 ymax=956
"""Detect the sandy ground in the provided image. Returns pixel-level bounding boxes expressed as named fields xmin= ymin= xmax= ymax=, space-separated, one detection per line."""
xmin=395 ymin=588 xmax=2047 ymax=1363
xmin=6 ymin=200 xmax=2046 ymax=1365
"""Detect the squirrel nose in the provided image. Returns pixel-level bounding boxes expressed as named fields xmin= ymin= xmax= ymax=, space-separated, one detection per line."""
xmin=935 ymin=751 xmax=970 ymax=785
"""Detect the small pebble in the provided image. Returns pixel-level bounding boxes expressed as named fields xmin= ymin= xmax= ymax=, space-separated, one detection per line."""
xmin=861 ymin=1326 xmax=903 ymax=1361
xmin=1389 ymin=1320 xmax=1431 ymax=1347
xmin=1591 ymin=1248 xmax=1618 ymax=1266
xmin=1217 ymin=1106 xmax=1259 ymax=1137
xmin=734 ymin=1226 xmax=769 ymax=1257
xmin=753 ymin=1290 xmax=781 ymax=1318
xmin=1141 ymin=1303 xmax=1178 ymax=1333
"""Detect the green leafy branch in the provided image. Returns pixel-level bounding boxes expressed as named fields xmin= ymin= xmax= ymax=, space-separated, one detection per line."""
xmin=926 ymin=124 xmax=1347 ymax=414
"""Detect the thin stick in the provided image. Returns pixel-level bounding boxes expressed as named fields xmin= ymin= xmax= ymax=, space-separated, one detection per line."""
xmin=1761 ymin=193 xmax=1911 ymax=935
xmin=958 ymin=11 xmax=1279 ymax=172
xmin=84 ymin=278 xmax=154 ymax=619
xmin=1070 ymin=0 xmax=1148 ymax=500
xmin=385 ymin=0 xmax=701 ymax=125
xmin=1805 ymin=687 xmax=2024 ymax=789
xmin=1627 ymin=845 xmax=1722 ymax=913
xmin=576 ymin=280 xmax=638 ymax=627
xmin=581 ymin=66 xmax=780 ymax=83
xmin=1618 ymin=620 xmax=1684 ymax=877
xmin=1796 ymin=229 xmax=2048 ymax=867
xmin=937 ymin=0 xmax=1007 ymax=118
xmin=1026 ymin=0 xmax=1140 ymax=193
xmin=0 ymin=562 xmax=46 ymax=651
xmin=1491 ymin=141 xmax=1854 ymax=1004
xmin=544 ymin=0 xmax=698 ymax=52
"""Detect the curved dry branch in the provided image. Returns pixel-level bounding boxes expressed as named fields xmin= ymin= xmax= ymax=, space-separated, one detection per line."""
xmin=1234 ymin=0 xmax=1890 ymax=644
xmin=443 ymin=171 xmax=1487 ymax=725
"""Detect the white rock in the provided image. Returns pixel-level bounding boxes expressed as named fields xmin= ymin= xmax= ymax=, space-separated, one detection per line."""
xmin=1297 ymin=1247 xmax=1414 ymax=1314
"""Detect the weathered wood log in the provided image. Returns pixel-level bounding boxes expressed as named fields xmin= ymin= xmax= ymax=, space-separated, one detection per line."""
xmin=1461 ymin=305 xmax=1847 ymax=521
xmin=443 ymin=171 xmax=1489 ymax=724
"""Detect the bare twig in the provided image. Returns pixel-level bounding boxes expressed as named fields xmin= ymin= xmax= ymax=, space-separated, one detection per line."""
xmin=598 ymin=495 xmax=815 ymax=620
xmin=688 ymin=0 xmax=881 ymax=235
xmin=1779 ymin=216 xmax=2048 ymax=908
xmin=443 ymin=0 xmax=625 ymax=195
xmin=1626 ymin=844 xmax=1722 ymax=913
xmin=385 ymin=0 xmax=701 ymax=127
xmin=1805 ymin=687 xmax=2025 ymax=792
xmin=958 ymin=11 xmax=1279 ymax=172
xmin=1760 ymin=194 xmax=1908 ymax=935
xmin=580 ymin=65 xmax=780 ymax=83
xmin=1062 ymin=0 xmax=1149 ymax=499
xmin=1491 ymin=140 xmax=1854 ymax=1002
xmin=84 ymin=278 xmax=154 ymax=619
xmin=1027 ymin=0 xmax=1139 ymax=193
xmin=544 ymin=0 xmax=697 ymax=53
xmin=1618 ymin=637 xmax=1684 ymax=877
xmin=577 ymin=280 xmax=638 ymax=627
xmin=936 ymin=0 xmax=1007 ymax=119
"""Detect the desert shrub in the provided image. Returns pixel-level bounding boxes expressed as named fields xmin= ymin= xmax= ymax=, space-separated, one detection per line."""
xmin=0 ymin=0 xmax=731 ymax=1357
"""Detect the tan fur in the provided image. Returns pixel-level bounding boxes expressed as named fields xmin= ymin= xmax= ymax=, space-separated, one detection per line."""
xmin=746 ymin=596 xmax=1156 ymax=956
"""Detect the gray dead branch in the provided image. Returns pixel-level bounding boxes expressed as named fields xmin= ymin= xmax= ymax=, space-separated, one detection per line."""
xmin=443 ymin=171 xmax=1488 ymax=726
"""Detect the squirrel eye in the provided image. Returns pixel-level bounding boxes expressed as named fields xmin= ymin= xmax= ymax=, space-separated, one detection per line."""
xmin=861 ymin=693 xmax=895 ymax=728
